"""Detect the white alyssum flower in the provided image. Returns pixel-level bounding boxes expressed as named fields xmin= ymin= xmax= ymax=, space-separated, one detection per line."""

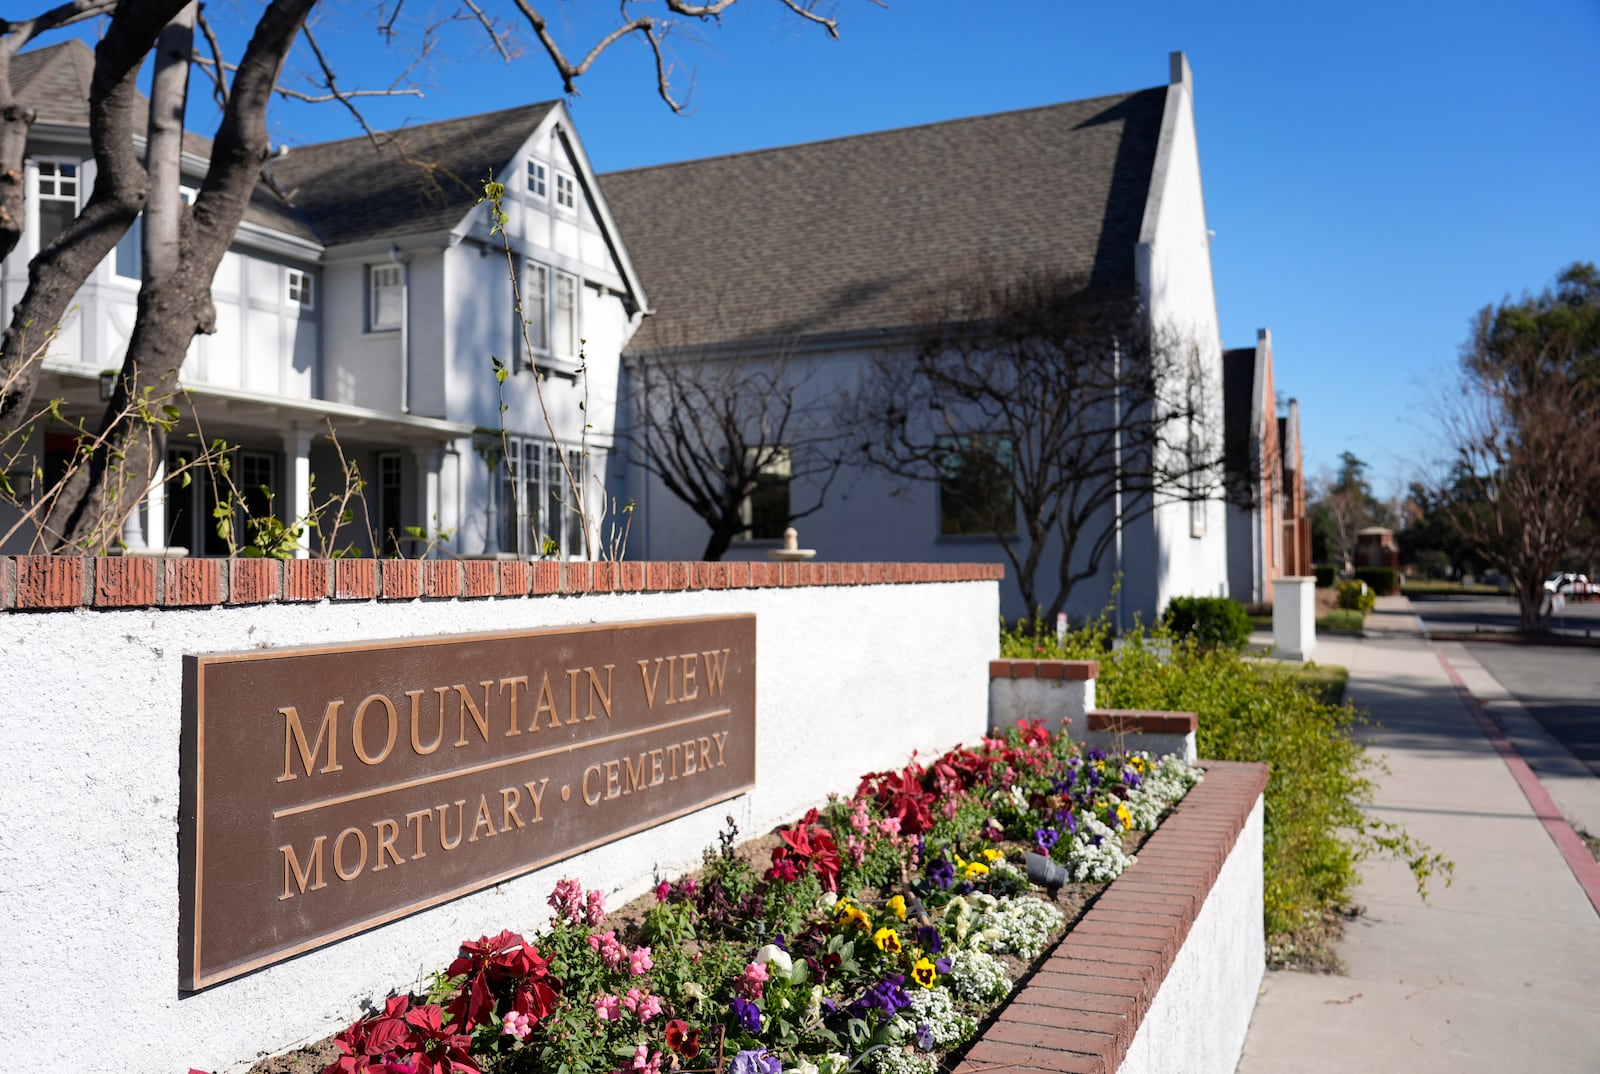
xmin=947 ymin=892 xmax=1064 ymax=960
xmin=1058 ymin=810 xmax=1136 ymax=882
xmin=889 ymin=986 xmax=977 ymax=1051
xmin=943 ymin=947 xmax=1012 ymax=1003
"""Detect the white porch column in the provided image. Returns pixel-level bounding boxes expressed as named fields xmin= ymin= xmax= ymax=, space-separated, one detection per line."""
xmin=1272 ymin=576 xmax=1318 ymax=662
xmin=412 ymin=444 xmax=442 ymax=555
xmin=284 ymin=425 xmax=313 ymax=559
xmin=144 ymin=455 xmax=168 ymax=549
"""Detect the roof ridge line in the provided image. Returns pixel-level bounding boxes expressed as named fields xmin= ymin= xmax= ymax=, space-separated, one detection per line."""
xmin=599 ymin=85 xmax=1163 ymax=178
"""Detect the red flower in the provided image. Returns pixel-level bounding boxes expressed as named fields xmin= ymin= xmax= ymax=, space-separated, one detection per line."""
xmin=769 ymin=808 xmax=841 ymax=891
xmin=325 ymin=996 xmax=415 ymax=1074
xmin=444 ymin=931 xmax=557 ymax=1031
xmin=403 ymin=1004 xmax=480 ymax=1074
xmin=856 ymin=765 xmax=934 ymax=836
xmin=664 ymin=1018 xmax=702 ymax=1060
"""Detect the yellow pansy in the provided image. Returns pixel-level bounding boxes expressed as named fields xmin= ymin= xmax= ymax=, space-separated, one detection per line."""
xmin=962 ymin=861 xmax=989 ymax=880
xmin=872 ymin=927 xmax=903 ymax=954
xmin=885 ymin=895 xmax=907 ymax=921
xmin=910 ymin=957 xmax=938 ymax=989
xmin=980 ymin=849 xmax=1003 ymax=863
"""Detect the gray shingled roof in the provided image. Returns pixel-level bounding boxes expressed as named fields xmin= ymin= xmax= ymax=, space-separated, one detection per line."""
xmin=262 ymin=102 xmax=557 ymax=246
xmin=600 ymin=88 xmax=1167 ymax=353
xmin=12 ymin=40 xmax=313 ymax=241
xmin=13 ymin=41 xmax=555 ymax=249
xmin=1223 ymin=345 xmax=1257 ymax=479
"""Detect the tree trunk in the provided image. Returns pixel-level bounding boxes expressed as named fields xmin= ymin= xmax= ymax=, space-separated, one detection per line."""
xmin=52 ymin=0 xmax=315 ymax=549
xmin=0 ymin=3 xmax=184 ymax=444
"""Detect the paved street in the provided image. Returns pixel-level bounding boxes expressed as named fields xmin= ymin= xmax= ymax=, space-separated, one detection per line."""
xmin=1409 ymin=592 xmax=1600 ymax=638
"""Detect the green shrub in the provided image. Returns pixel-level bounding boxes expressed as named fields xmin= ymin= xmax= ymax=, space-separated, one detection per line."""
xmin=1336 ymin=579 xmax=1376 ymax=613
xmin=1355 ymin=566 xmax=1398 ymax=595
xmin=1314 ymin=564 xmax=1338 ymax=588
xmin=1162 ymin=595 xmax=1252 ymax=650
xmin=999 ymin=616 xmax=1448 ymax=951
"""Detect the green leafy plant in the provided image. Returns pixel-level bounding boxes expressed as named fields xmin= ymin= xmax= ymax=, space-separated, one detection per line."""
xmin=1161 ymin=595 xmax=1251 ymax=650
xmin=1354 ymin=567 xmax=1397 ymax=595
xmin=1336 ymin=579 xmax=1376 ymax=613
xmin=1000 ymin=615 xmax=1450 ymax=961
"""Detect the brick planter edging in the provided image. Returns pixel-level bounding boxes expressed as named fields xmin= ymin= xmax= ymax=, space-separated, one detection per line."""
xmin=989 ymin=658 xmax=1100 ymax=681
xmin=0 ymin=557 xmax=1004 ymax=611
xmin=956 ymin=760 xmax=1269 ymax=1074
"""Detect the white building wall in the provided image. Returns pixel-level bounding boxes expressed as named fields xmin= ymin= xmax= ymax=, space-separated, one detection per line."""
xmin=1137 ymin=62 xmax=1230 ymax=613
xmin=0 ymin=580 xmax=998 ymax=1073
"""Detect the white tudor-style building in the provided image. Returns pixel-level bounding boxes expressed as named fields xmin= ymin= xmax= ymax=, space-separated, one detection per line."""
xmin=6 ymin=43 xmax=1232 ymax=626
xmin=3 ymin=40 xmax=646 ymax=561
xmin=602 ymin=53 xmax=1229 ymax=622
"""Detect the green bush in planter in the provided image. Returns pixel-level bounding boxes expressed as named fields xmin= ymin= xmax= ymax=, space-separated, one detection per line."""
xmin=999 ymin=616 xmax=1449 ymax=952
xmin=1162 ymin=595 xmax=1252 ymax=650
xmin=1355 ymin=566 xmax=1398 ymax=595
xmin=1336 ymin=579 xmax=1376 ymax=613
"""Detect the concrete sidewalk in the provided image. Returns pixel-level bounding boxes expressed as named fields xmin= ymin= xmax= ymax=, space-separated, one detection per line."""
xmin=1235 ymin=597 xmax=1600 ymax=1073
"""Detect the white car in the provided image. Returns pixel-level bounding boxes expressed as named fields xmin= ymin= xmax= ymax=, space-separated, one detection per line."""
xmin=1544 ymin=572 xmax=1599 ymax=602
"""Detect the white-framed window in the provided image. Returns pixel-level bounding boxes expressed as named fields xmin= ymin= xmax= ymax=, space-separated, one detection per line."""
xmin=526 ymin=159 xmax=548 ymax=200
xmin=287 ymin=268 xmax=314 ymax=309
xmin=554 ymin=171 xmax=577 ymax=212
xmin=114 ymin=221 xmax=142 ymax=280
xmin=34 ymin=159 xmax=79 ymax=249
xmin=368 ymin=264 xmax=403 ymax=331
xmin=498 ymin=437 xmax=599 ymax=559
xmin=554 ymin=271 xmax=577 ymax=358
xmin=736 ymin=447 xmax=791 ymax=541
xmin=520 ymin=261 xmax=550 ymax=361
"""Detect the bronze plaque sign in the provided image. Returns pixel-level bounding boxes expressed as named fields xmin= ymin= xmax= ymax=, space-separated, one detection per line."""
xmin=179 ymin=614 xmax=756 ymax=990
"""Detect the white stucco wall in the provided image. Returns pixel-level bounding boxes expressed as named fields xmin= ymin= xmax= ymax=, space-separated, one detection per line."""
xmin=1136 ymin=66 xmax=1230 ymax=615
xmin=0 ymin=579 xmax=996 ymax=1071
xmin=1119 ymin=795 xmax=1265 ymax=1074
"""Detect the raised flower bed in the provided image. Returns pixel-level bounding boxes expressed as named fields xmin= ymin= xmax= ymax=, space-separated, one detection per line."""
xmin=238 ymin=723 xmax=1264 ymax=1074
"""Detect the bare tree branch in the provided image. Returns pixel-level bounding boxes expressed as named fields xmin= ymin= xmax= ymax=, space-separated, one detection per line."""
xmin=461 ymin=0 xmax=516 ymax=61
xmin=195 ymin=8 xmax=231 ymax=110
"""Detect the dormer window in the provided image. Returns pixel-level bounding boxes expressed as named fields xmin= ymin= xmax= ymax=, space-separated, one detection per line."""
xmin=526 ymin=159 xmax=548 ymax=200
xmin=35 ymin=160 xmax=79 ymax=249
xmin=554 ymin=171 xmax=576 ymax=212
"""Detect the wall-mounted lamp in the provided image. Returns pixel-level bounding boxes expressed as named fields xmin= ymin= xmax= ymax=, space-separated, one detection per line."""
xmin=98 ymin=369 xmax=118 ymax=402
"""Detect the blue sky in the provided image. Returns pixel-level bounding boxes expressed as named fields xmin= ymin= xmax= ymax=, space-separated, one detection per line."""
xmin=68 ymin=0 xmax=1600 ymax=496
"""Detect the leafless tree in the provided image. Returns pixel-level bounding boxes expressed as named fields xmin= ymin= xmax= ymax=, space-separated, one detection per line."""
xmin=622 ymin=350 xmax=846 ymax=560
xmin=850 ymin=265 xmax=1225 ymax=620
xmin=1432 ymin=264 xmax=1600 ymax=629
xmin=0 ymin=0 xmax=872 ymax=551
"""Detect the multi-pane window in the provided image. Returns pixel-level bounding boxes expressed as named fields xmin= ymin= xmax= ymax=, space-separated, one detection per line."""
xmin=937 ymin=434 xmax=1015 ymax=536
xmin=35 ymin=161 xmax=79 ymax=249
xmin=738 ymin=447 xmax=791 ymax=540
xmin=114 ymin=222 xmax=142 ymax=280
xmin=287 ymin=268 xmax=314 ymax=309
xmin=521 ymin=262 xmax=550 ymax=359
xmin=369 ymin=264 xmax=403 ymax=331
xmin=554 ymin=271 xmax=577 ymax=358
xmin=498 ymin=438 xmax=596 ymax=558
xmin=526 ymin=159 xmax=548 ymax=200
xmin=554 ymin=171 xmax=577 ymax=212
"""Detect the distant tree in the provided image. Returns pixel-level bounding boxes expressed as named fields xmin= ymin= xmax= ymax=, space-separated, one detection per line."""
xmin=1396 ymin=475 xmax=1482 ymax=579
xmin=1308 ymin=451 xmax=1388 ymax=571
xmin=622 ymin=353 xmax=846 ymax=561
xmin=0 ymin=0 xmax=863 ymax=552
xmin=1432 ymin=262 xmax=1600 ymax=629
xmin=850 ymin=266 xmax=1224 ymax=620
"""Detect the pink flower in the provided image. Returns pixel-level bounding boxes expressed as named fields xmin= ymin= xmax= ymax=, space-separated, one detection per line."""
xmin=849 ymin=800 xmax=872 ymax=834
xmin=877 ymin=816 xmax=902 ymax=837
xmin=638 ymin=994 xmax=662 ymax=1022
xmin=548 ymin=878 xmax=586 ymax=924
xmin=737 ymin=960 xmax=769 ymax=1000
xmin=630 ymin=946 xmax=654 ymax=976
xmin=593 ymin=994 xmax=622 ymax=1022
xmin=587 ymin=930 xmax=627 ymax=969
xmin=503 ymin=1009 xmax=533 ymax=1040
xmin=654 ymin=881 xmax=671 ymax=902
xmin=844 ymin=834 xmax=867 ymax=865
xmin=629 ymin=1045 xmax=663 ymax=1073
xmin=585 ymin=888 xmax=607 ymax=926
